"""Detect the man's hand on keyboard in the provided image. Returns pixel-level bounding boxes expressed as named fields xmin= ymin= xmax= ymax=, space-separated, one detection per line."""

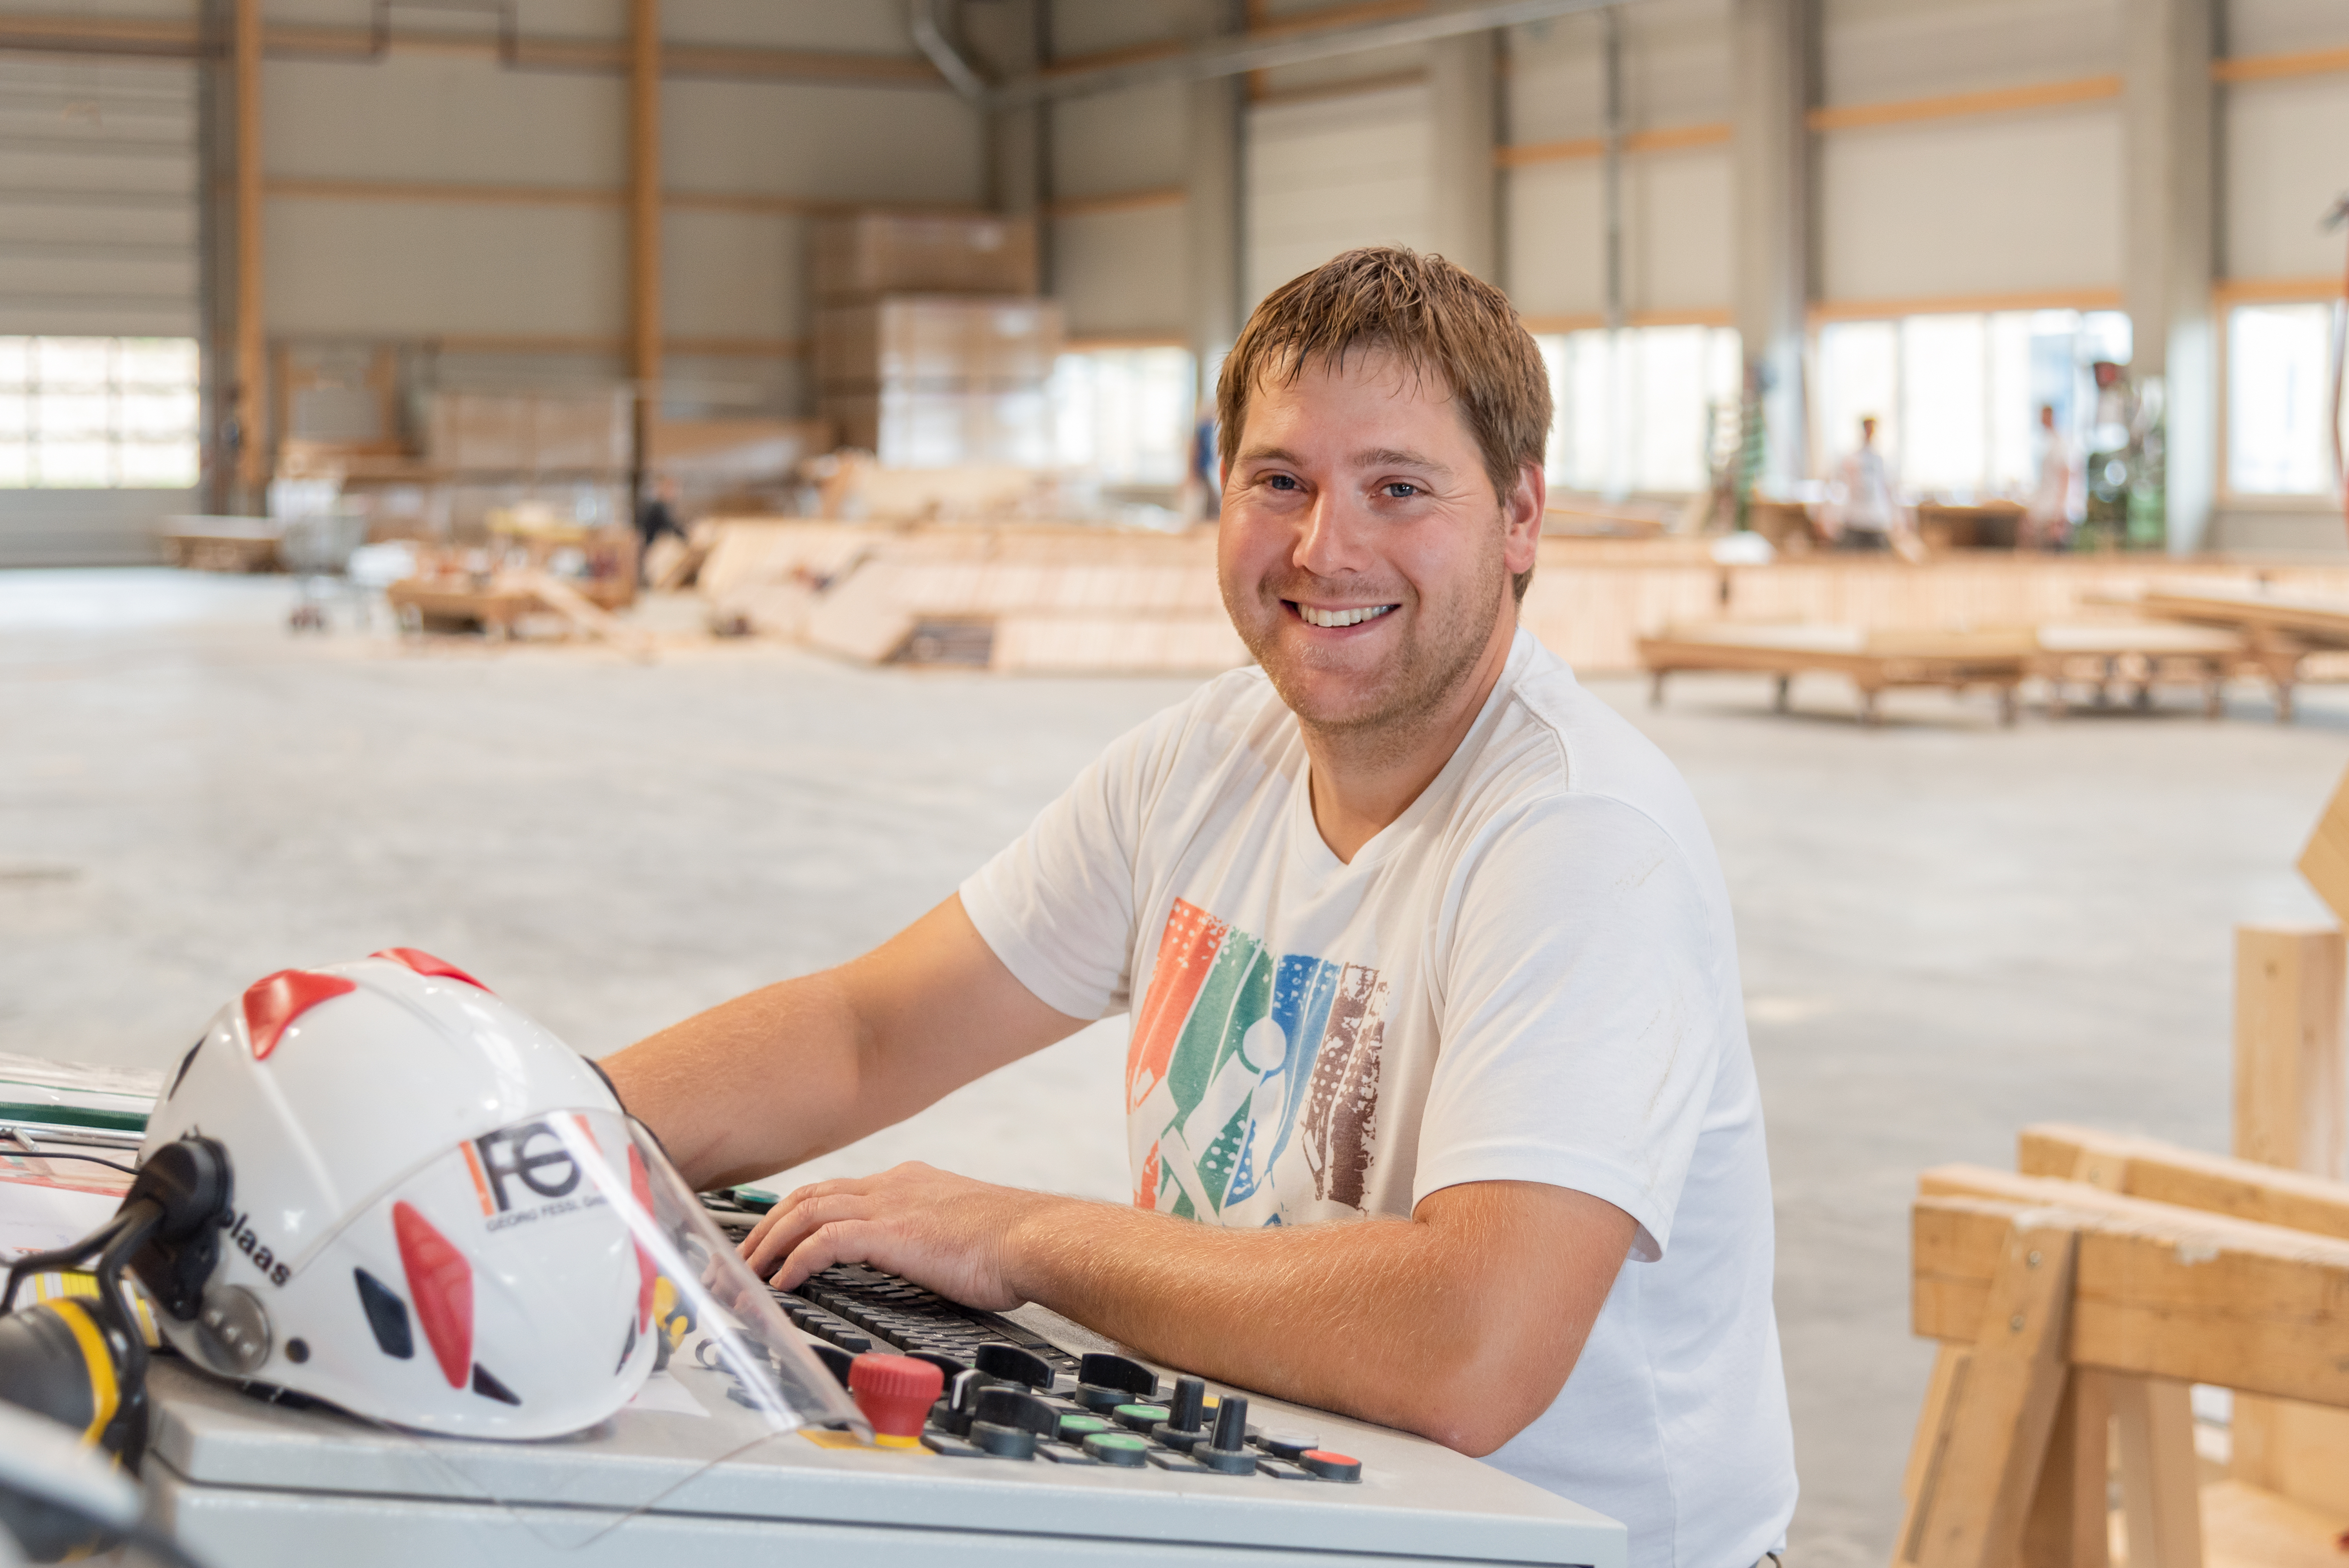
xmin=741 ymin=1161 xmax=1069 ymax=1311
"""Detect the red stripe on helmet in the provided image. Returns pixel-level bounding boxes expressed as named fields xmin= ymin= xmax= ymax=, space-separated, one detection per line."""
xmin=628 ymin=1146 xmax=656 ymax=1332
xmin=242 ymin=970 xmax=359 ymax=1060
xmin=393 ymin=1201 xmax=474 ymax=1389
xmin=370 ymin=949 xmax=492 ymax=993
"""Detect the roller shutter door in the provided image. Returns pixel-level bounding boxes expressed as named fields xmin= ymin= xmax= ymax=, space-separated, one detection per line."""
xmin=0 ymin=53 xmax=202 ymax=566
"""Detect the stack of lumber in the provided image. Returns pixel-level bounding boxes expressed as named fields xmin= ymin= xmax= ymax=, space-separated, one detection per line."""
xmin=812 ymin=212 xmax=1057 ymax=469
xmin=698 ymin=520 xmax=1239 ymax=674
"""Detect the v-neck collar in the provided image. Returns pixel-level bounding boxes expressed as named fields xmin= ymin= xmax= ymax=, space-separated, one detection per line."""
xmin=1288 ymin=627 xmax=1535 ymax=879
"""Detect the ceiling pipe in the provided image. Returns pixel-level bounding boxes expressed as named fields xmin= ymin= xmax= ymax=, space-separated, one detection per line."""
xmin=912 ymin=0 xmax=1621 ymax=109
xmin=910 ymin=0 xmax=989 ymax=101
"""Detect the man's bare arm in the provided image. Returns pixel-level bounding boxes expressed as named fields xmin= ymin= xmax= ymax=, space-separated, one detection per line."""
xmin=741 ymin=1165 xmax=1635 ymax=1456
xmin=600 ymin=895 xmax=1089 ymax=1191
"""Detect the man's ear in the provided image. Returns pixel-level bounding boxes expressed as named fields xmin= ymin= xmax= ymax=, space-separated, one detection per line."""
xmin=1502 ymin=460 xmax=1545 ymax=575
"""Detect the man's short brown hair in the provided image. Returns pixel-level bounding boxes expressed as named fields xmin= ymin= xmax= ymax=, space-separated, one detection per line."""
xmin=1215 ymin=247 xmax=1552 ymax=601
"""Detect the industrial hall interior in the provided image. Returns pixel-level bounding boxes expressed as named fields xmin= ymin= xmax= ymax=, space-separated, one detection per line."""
xmin=6 ymin=0 xmax=2349 ymax=1566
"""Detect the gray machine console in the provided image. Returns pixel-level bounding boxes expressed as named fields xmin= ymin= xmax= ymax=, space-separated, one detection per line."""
xmin=125 ymin=1197 xmax=1626 ymax=1567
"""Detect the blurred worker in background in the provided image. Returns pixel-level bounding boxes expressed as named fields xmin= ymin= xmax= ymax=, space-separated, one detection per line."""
xmin=1820 ymin=416 xmax=1914 ymax=554
xmin=2020 ymin=403 xmax=2076 ymax=551
xmin=635 ymin=475 xmax=687 ymax=583
xmin=1176 ymin=398 xmax=1220 ymax=523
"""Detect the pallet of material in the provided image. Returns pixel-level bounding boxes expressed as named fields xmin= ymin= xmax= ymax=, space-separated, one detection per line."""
xmin=1638 ymin=623 xmax=2035 ymax=724
xmin=159 ymin=517 xmax=281 ymax=573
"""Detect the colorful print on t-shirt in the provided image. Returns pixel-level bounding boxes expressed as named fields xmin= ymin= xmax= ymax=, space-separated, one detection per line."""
xmin=1126 ymin=898 xmax=1390 ymax=1223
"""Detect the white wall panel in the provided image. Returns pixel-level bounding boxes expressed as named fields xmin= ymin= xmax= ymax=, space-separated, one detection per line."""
xmin=1504 ymin=161 xmax=1604 ymax=318
xmin=264 ymin=57 xmax=621 ymax=186
xmin=266 ymin=202 xmax=624 ymax=337
xmin=2224 ymin=77 xmax=2349 ymax=280
xmin=1053 ymin=207 xmax=1188 ymax=338
xmin=1630 ymin=148 xmax=1733 ymax=313
xmin=1506 ymin=0 xmax=1730 ymax=144
xmin=2226 ymin=0 xmax=2349 ymax=57
xmin=1505 ymin=21 xmax=1605 ymax=144
xmin=663 ymin=79 xmax=983 ymax=203
xmin=1053 ymin=81 xmax=1185 ymax=198
xmin=1049 ymin=0 xmax=1190 ymax=58
xmin=265 ymin=0 xmax=625 ymax=33
xmin=663 ymin=210 xmax=804 ymax=339
xmin=1246 ymin=83 xmax=1432 ymax=306
xmin=1818 ymin=108 xmax=2123 ymax=301
xmin=1823 ymin=0 xmax=2118 ymax=104
xmin=652 ymin=0 xmax=914 ymax=52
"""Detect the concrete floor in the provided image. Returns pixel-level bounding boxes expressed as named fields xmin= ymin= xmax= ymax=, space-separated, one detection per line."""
xmin=7 ymin=568 xmax=2348 ymax=1565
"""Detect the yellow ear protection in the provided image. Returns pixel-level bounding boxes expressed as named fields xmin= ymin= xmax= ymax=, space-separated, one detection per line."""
xmin=0 ymin=1136 xmax=230 ymax=1563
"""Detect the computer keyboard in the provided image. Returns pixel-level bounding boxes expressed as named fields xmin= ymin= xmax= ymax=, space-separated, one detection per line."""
xmin=699 ymin=1189 xmax=1358 ymax=1481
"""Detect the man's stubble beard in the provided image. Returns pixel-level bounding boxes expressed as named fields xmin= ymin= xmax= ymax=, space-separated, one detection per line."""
xmin=1226 ymin=528 xmax=1510 ymax=768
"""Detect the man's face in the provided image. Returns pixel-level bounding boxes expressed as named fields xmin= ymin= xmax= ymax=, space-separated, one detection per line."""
xmin=1217 ymin=348 xmax=1539 ymax=738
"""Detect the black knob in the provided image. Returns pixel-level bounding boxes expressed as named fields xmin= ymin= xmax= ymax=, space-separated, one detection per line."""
xmin=968 ymin=1420 xmax=1038 ymax=1459
xmin=809 ymin=1344 xmax=854 ymax=1389
xmin=1077 ymin=1353 xmax=1158 ymax=1400
xmin=973 ymin=1387 xmax=1058 ymax=1439
xmin=1165 ymin=1376 xmax=1207 ymax=1433
xmin=903 ymin=1350 xmax=969 ymax=1384
xmin=973 ymin=1342 xmax=1052 ymax=1392
xmin=1194 ymin=1394 xmax=1257 ymax=1473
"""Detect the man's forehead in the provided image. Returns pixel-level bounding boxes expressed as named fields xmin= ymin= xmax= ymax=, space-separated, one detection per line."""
xmin=1238 ymin=346 xmax=1473 ymax=459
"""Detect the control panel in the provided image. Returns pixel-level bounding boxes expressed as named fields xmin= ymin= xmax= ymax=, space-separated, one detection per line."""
xmin=126 ymin=1192 xmax=1628 ymax=1568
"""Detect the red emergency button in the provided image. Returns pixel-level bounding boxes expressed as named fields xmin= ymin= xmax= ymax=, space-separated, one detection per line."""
xmin=1299 ymin=1449 xmax=1362 ymax=1482
xmin=847 ymin=1354 xmax=944 ymax=1449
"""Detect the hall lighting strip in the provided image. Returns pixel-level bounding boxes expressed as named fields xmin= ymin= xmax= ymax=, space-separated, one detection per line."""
xmin=912 ymin=0 xmax=1620 ymax=108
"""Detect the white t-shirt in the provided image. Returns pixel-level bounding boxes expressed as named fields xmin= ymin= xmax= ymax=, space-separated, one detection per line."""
xmin=962 ymin=627 xmax=1796 ymax=1568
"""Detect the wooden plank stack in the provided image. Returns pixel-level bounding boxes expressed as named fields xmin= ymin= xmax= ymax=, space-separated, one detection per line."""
xmin=811 ymin=213 xmax=1060 ymax=469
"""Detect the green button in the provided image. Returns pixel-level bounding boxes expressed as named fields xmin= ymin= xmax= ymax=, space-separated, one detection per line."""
xmin=1111 ymin=1402 xmax=1171 ymax=1431
xmin=1058 ymin=1414 xmax=1110 ymax=1440
xmin=1084 ymin=1432 xmax=1150 ymax=1467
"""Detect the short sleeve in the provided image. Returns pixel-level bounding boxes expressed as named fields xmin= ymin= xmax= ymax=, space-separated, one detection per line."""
xmin=1412 ymin=795 xmax=1732 ymax=1261
xmin=959 ymin=700 xmax=1192 ymax=1022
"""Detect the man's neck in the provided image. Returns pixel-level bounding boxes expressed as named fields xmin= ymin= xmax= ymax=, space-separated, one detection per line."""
xmin=1302 ymin=610 xmax=1519 ymax=864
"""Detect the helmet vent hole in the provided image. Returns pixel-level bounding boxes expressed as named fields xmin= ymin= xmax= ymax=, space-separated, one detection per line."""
xmin=285 ymin=1338 xmax=310 ymax=1364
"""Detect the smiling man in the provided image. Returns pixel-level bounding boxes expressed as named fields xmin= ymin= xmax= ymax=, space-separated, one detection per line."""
xmin=604 ymin=248 xmax=1796 ymax=1567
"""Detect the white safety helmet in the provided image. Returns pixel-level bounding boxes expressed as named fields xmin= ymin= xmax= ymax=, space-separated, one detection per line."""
xmin=137 ymin=950 xmax=661 ymax=1439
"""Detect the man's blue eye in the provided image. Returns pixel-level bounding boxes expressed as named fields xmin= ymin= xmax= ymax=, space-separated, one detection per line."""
xmin=1385 ymin=483 xmax=1418 ymax=498
xmin=1268 ymin=474 xmax=1299 ymax=490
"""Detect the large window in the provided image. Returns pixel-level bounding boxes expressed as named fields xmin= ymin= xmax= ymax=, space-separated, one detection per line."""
xmin=1537 ymin=326 xmax=1742 ymax=496
xmin=1811 ymin=310 xmax=2130 ymax=500
xmin=2227 ymin=301 xmax=2347 ymax=497
xmin=1051 ymin=347 xmax=1197 ymax=487
xmin=0 ymin=337 xmax=200 ymax=489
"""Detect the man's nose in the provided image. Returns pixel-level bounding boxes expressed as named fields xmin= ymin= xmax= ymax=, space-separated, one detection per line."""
xmin=1294 ymin=490 xmax=1370 ymax=579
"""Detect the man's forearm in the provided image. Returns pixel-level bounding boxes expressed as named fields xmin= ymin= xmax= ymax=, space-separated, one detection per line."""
xmin=603 ymin=895 xmax=1092 ymax=1191
xmin=1002 ymin=1185 xmax=1627 ymax=1456
xmin=603 ymin=971 xmax=870 ymax=1190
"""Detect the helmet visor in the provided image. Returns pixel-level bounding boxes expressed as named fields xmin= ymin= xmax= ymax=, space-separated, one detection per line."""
xmin=337 ymin=1111 xmax=864 ymax=1547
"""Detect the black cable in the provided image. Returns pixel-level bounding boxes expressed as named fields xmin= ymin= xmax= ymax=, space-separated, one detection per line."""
xmin=1 ymin=1149 xmax=138 ymax=1176
xmin=1 ymin=1208 xmax=136 ymax=1314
